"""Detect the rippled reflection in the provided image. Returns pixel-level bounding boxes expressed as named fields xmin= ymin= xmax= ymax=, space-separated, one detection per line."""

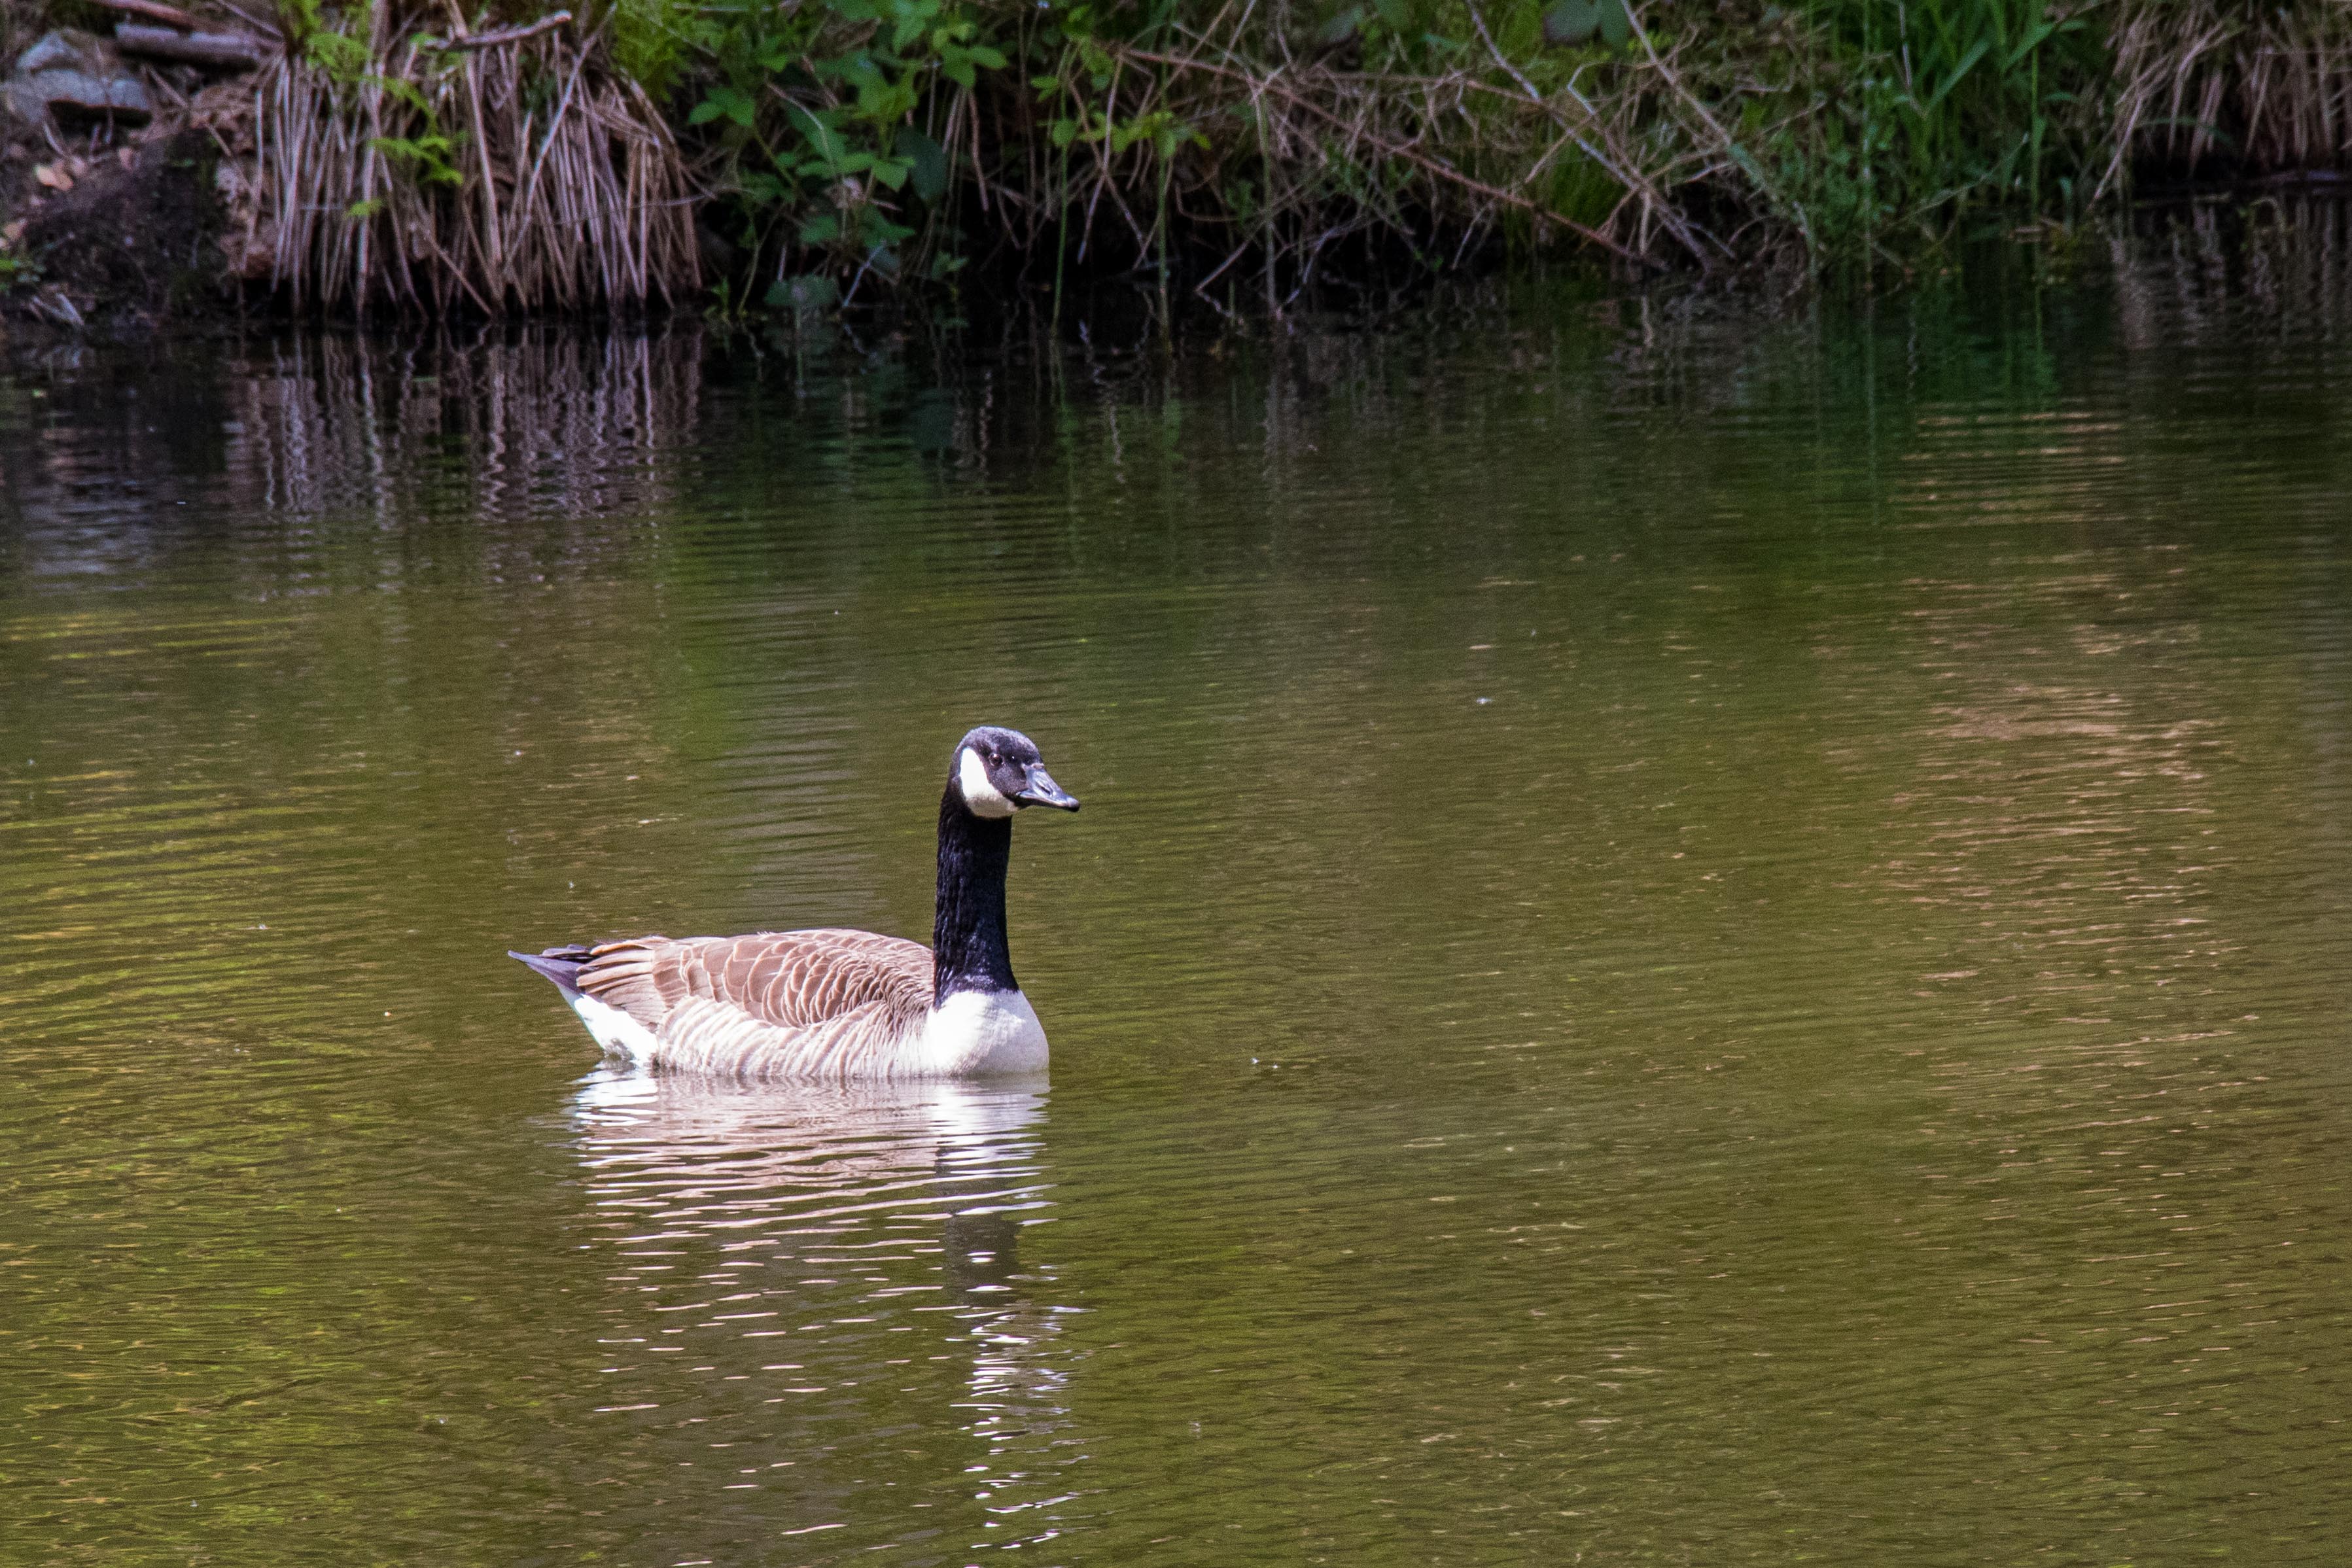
xmin=563 ymin=1072 xmax=1078 ymax=1559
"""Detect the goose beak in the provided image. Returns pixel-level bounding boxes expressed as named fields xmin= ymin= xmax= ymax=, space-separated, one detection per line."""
xmin=1015 ymin=765 xmax=1079 ymax=811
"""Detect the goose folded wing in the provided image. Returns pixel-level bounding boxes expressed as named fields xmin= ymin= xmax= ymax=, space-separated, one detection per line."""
xmin=576 ymin=930 xmax=933 ymax=1031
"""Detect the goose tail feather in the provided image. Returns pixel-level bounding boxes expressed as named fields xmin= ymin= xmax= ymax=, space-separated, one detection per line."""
xmin=510 ymin=944 xmax=595 ymax=998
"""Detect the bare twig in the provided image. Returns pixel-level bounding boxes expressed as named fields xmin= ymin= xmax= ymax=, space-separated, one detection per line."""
xmin=212 ymin=1 xmax=282 ymax=41
xmin=114 ymin=24 xmax=265 ymax=69
xmin=425 ymin=12 xmax=572 ymax=52
xmin=82 ymin=0 xmax=204 ymax=31
xmin=1464 ymin=0 xmax=1710 ymax=264
xmin=1463 ymin=0 xmax=1544 ymax=103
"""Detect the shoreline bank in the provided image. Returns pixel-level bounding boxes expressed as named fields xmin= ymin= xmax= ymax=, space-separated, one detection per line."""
xmin=5 ymin=0 xmax=2352 ymax=327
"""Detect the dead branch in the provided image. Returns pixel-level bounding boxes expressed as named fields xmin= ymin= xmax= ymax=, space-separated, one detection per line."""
xmin=115 ymin=24 xmax=266 ymax=69
xmin=83 ymin=0 xmax=204 ymax=31
xmin=427 ymin=13 xmax=573 ymax=52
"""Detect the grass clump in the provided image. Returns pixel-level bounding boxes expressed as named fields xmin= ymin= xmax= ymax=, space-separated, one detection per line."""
xmin=1758 ymin=0 xmax=2107 ymax=253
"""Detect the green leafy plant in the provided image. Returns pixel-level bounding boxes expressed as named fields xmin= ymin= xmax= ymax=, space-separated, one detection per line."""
xmin=366 ymin=74 xmax=465 ymax=189
xmin=675 ymin=0 xmax=1008 ymax=309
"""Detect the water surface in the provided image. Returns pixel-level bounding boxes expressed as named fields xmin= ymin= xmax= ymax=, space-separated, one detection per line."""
xmin=3 ymin=247 xmax=2348 ymax=1564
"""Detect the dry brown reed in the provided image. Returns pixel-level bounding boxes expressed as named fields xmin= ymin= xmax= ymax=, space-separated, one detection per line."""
xmin=249 ymin=9 xmax=699 ymax=313
xmin=2101 ymin=0 xmax=2352 ymax=199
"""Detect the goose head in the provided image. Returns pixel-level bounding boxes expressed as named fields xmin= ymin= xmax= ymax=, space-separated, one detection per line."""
xmin=953 ymin=726 xmax=1079 ymax=819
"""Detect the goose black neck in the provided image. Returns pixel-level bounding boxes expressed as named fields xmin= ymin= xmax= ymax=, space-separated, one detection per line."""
xmin=933 ymin=781 xmax=1017 ymax=1005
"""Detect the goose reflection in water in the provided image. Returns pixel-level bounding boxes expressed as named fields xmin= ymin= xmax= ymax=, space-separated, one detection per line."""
xmin=562 ymin=1070 xmax=1079 ymax=1558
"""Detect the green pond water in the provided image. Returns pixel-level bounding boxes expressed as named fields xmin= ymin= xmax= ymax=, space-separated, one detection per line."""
xmin=2 ymin=252 xmax=2348 ymax=1565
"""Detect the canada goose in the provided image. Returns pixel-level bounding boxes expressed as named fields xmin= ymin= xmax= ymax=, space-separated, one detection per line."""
xmin=512 ymin=725 xmax=1079 ymax=1079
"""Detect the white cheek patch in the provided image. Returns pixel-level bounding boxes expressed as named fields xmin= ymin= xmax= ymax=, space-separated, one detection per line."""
xmin=958 ymin=747 xmax=1017 ymax=818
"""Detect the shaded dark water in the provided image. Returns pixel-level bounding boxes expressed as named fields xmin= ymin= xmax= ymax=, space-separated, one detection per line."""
xmin=3 ymin=240 xmax=2349 ymax=1564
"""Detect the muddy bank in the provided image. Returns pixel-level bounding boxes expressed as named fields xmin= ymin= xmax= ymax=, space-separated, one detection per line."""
xmin=3 ymin=129 xmax=224 ymax=328
xmin=0 ymin=18 xmax=241 ymax=330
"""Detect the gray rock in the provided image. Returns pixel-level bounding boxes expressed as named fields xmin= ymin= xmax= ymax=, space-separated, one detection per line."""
xmin=16 ymin=29 xmax=107 ymax=78
xmin=5 ymin=31 xmax=152 ymax=127
xmin=16 ymin=31 xmax=96 ymax=77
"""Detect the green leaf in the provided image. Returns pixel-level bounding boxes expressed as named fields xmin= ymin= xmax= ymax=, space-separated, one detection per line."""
xmin=2001 ymin=19 xmax=2060 ymax=69
xmin=1543 ymin=0 xmax=1598 ymax=45
xmin=1372 ymin=0 xmax=1413 ymax=27
xmin=1916 ymin=37 xmax=1989 ymax=114
xmin=1049 ymin=116 xmax=1079 ymax=148
xmin=896 ymin=127 xmax=950 ymax=201
xmin=344 ymin=197 xmax=387 ymax=220
xmin=1596 ymin=0 xmax=1630 ymax=48
xmin=869 ymin=155 xmax=911 ymax=192
xmin=692 ymin=85 xmax=758 ymax=128
xmin=355 ymin=71 xmax=429 ymax=114
xmin=1317 ymin=5 xmax=1363 ymax=48
xmin=790 ymin=103 xmax=851 ymax=166
xmin=1154 ymin=120 xmax=1204 ymax=160
xmin=798 ymin=213 xmax=841 ymax=245
xmin=854 ymin=74 xmax=904 ymax=118
xmin=304 ymin=29 xmax=372 ymax=80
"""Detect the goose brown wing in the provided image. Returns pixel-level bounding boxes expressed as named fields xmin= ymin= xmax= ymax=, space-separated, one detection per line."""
xmin=577 ymin=930 xmax=933 ymax=1032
